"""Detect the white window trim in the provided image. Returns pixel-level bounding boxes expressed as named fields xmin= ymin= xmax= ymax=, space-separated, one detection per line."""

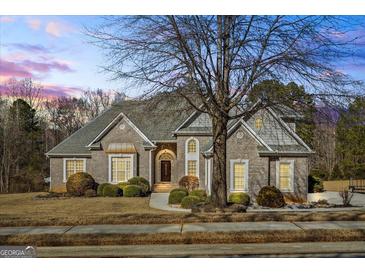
xmin=63 ymin=158 xmax=86 ymax=183
xmin=276 ymin=160 xmax=295 ymax=192
xmin=185 ymin=137 xmax=199 ymax=177
xmin=108 ymin=154 xmax=134 ymax=184
xmin=230 ymin=159 xmax=249 ymax=192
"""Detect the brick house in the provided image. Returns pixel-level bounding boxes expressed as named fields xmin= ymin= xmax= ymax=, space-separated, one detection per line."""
xmin=46 ymin=93 xmax=313 ymax=200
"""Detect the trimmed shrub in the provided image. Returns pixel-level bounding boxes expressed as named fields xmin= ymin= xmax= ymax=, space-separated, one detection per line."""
xmin=168 ymin=191 xmax=188 ymax=204
xmin=85 ymin=189 xmax=97 ymax=197
xmin=102 ymin=184 xmax=122 ymax=197
xmin=256 ymin=186 xmax=285 ymax=208
xmin=190 ymin=189 xmax=207 ymax=201
xmin=178 ymin=175 xmax=199 ymax=192
xmin=66 ymin=172 xmax=97 ymax=196
xmin=181 ymin=195 xmax=201 ymax=209
xmin=123 ymin=184 xmax=142 ymax=197
xmin=97 ymin=183 xmax=110 ymax=196
xmin=228 ymin=192 xmax=250 ymax=206
xmin=128 ymin=176 xmax=150 ymax=194
xmin=117 ymin=182 xmax=129 ymax=190
xmin=170 ymin=187 xmax=189 ymax=196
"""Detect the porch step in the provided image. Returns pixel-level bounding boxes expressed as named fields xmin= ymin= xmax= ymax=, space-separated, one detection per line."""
xmin=153 ymin=183 xmax=178 ymax=193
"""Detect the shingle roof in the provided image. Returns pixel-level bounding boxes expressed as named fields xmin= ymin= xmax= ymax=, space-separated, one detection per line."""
xmin=46 ymin=93 xmax=311 ymax=157
xmin=46 ymin=94 xmax=193 ymax=156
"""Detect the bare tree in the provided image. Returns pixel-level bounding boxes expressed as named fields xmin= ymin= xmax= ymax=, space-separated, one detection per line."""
xmin=89 ymin=16 xmax=363 ymax=206
xmin=80 ymin=88 xmax=113 ymax=118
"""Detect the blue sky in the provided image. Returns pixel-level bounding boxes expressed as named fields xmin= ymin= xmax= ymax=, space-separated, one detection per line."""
xmin=1 ymin=15 xmax=365 ymax=98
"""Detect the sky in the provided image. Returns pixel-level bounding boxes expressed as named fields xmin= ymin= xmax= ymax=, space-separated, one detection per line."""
xmin=1 ymin=15 xmax=365 ymax=99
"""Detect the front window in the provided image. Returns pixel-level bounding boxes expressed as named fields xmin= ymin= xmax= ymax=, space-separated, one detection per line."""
xmin=65 ymin=159 xmax=85 ymax=181
xmin=187 ymin=139 xmax=196 ymax=153
xmin=233 ymin=162 xmax=246 ymax=190
xmin=111 ymin=157 xmax=132 ymax=182
xmin=278 ymin=162 xmax=293 ymax=191
xmin=187 ymin=160 xmax=197 ymax=176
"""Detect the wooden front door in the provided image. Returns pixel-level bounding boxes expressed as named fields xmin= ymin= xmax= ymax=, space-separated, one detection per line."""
xmin=161 ymin=161 xmax=171 ymax=182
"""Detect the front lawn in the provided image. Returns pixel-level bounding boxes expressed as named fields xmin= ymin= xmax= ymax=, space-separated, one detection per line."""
xmin=0 ymin=192 xmax=182 ymax=227
xmin=1 ymin=193 xmax=365 ymax=227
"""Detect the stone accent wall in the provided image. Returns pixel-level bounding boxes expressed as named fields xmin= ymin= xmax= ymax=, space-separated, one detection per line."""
xmin=49 ymin=157 xmax=91 ymax=192
xmin=176 ymin=135 xmax=211 ymax=188
xmin=227 ymin=126 xmax=269 ymax=197
xmin=225 ymin=124 xmax=308 ymax=201
xmin=49 ymin=117 xmax=151 ymax=192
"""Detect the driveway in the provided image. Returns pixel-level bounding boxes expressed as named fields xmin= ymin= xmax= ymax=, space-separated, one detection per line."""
xmin=308 ymin=191 xmax=365 ymax=207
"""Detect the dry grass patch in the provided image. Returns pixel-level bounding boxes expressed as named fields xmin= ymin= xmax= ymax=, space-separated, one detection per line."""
xmin=1 ymin=229 xmax=365 ymax=246
xmin=1 ymin=193 xmax=365 ymax=227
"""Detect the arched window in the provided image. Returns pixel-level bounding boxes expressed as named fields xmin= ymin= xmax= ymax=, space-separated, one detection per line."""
xmin=159 ymin=152 xmax=173 ymax=161
xmin=185 ymin=138 xmax=199 ymax=177
xmin=187 ymin=139 xmax=196 ymax=153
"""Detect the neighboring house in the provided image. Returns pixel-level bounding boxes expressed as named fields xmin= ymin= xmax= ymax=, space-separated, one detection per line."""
xmin=46 ymin=94 xmax=313 ymax=200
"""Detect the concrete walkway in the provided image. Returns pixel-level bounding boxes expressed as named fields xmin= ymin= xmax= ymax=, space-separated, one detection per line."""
xmin=1 ymin=221 xmax=365 ymax=236
xmin=149 ymin=193 xmax=191 ymax=212
xmin=36 ymin=241 xmax=365 ymax=257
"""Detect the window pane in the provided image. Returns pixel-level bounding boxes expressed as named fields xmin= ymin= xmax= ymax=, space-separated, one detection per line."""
xmin=233 ymin=163 xmax=245 ymax=190
xmin=187 ymin=160 xmax=197 ymax=176
xmin=66 ymin=160 xmax=85 ymax=180
xmin=279 ymin=163 xmax=291 ymax=190
xmin=74 ymin=160 xmax=84 ymax=173
xmin=111 ymin=157 xmax=132 ymax=182
xmin=188 ymin=140 xmax=196 ymax=153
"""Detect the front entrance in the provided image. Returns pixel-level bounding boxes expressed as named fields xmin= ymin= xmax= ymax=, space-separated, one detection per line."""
xmin=160 ymin=160 xmax=171 ymax=182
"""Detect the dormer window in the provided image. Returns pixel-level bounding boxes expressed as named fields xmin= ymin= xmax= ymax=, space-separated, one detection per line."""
xmin=187 ymin=139 xmax=196 ymax=153
xmin=255 ymin=117 xmax=263 ymax=129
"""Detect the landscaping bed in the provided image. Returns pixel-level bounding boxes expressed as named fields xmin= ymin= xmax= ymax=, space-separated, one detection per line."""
xmin=1 ymin=193 xmax=365 ymax=227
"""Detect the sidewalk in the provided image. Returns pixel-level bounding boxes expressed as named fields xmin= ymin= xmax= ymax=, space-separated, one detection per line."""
xmin=1 ymin=221 xmax=365 ymax=236
xmin=36 ymin=241 xmax=365 ymax=257
xmin=149 ymin=193 xmax=191 ymax=212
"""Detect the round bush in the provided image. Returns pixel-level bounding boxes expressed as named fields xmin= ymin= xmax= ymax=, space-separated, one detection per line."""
xmin=168 ymin=191 xmax=188 ymax=204
xmin=97 ymin=183 xmax=110 ymax=196
xmin=117 ymin=182 xmax=129 ymax=190
xmin=181 ymin=195 xmax=201 ymax=209
xmin=228 ymin=192 xmax=250 ymax=206
xmin=66 ymin=172 xmax=97 ymax=196
xmin=123 ymin=184 xmax=142 ymax=197
xmin=170 ymin=187 xmax=189 ymax=196
xmin=85 ymin=189 xmax=97 ymax=197
xmin=189 ymin=189 xmax=207 ymax=201
xmin=128 ymin=176 xmax=150 ymax=193
xmin=102 ymin=184 xmax=122 ymax=197
xmin=256 ymin=186 xmax=285 ymax=208
xmin=178 ymin=175 xmax=199 ymax=192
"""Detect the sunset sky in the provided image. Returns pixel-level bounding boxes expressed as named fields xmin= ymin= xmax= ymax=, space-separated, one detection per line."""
xmin=1 ymin=15 xmax=365 ymax=99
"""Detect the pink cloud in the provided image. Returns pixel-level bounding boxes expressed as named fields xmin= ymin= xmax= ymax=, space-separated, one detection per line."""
xmin=45 ymin=21 xmax=74 ymax=37
xmin=22 ymin=60 xmax=74 ymax=73
xmin=27 ymin=18 xmax=41 ymax=30
xmin=0 ymin=59 xmax=33 ymax=78
xmin=8 ymin=43 xmax=50 ymax=54
xmin=0 ymin=57 xmax=75 ymax=83
xmin=0 ymin=16 xmax=15 ymax=23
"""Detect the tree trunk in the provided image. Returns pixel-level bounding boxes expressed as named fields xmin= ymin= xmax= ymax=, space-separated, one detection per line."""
xmin=211 ymin=115 xmax=228 ymax=207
